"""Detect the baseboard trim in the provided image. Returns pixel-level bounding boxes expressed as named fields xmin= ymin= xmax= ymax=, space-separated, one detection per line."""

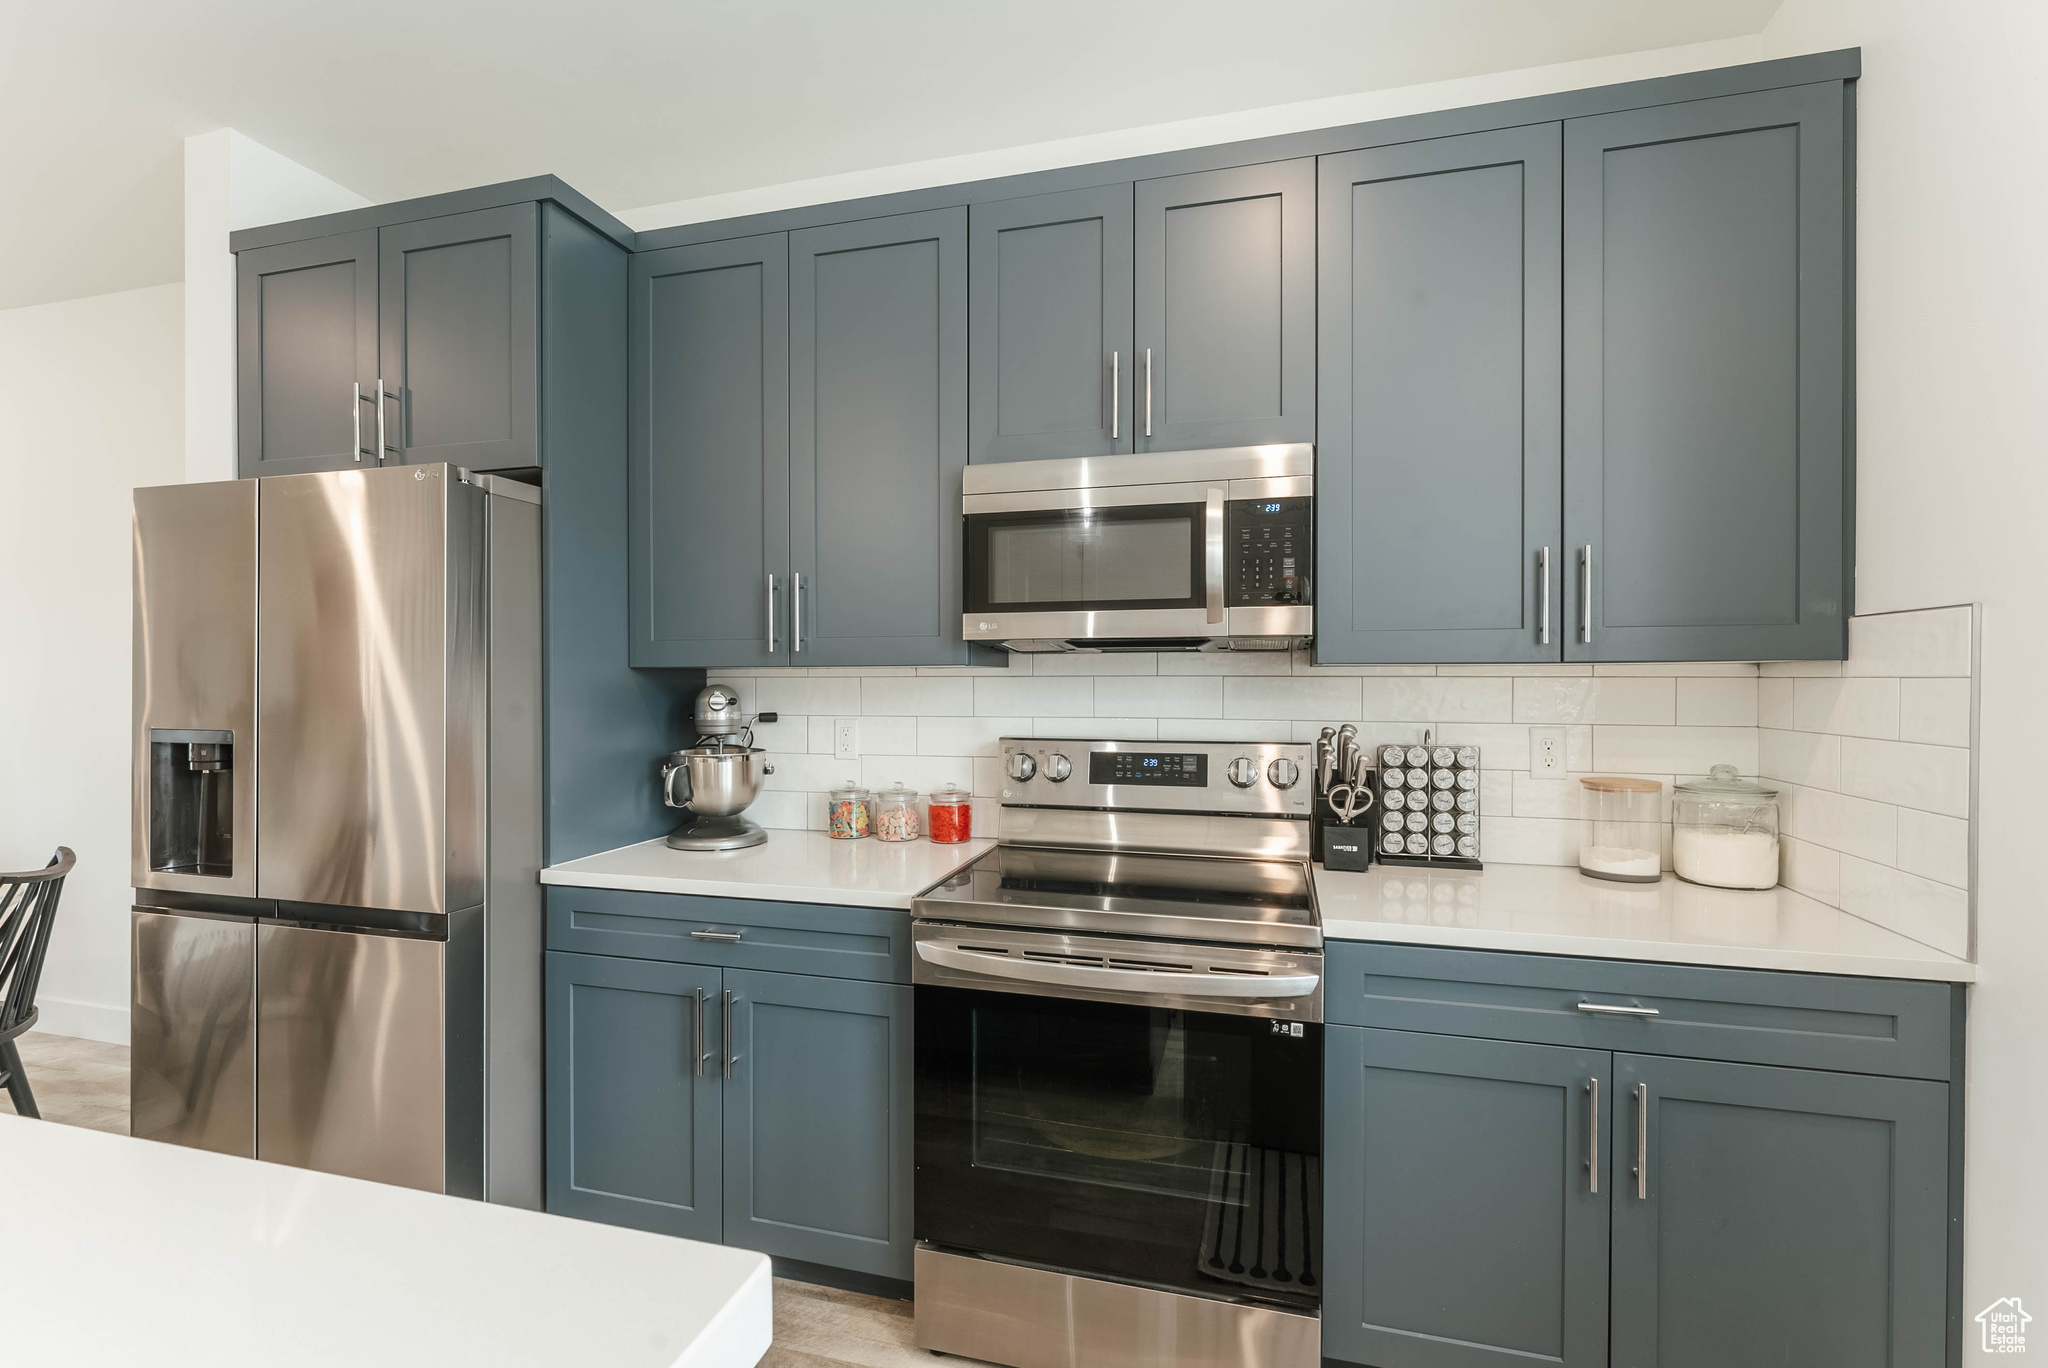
xmin=30 ymin=997 xmax=129 ymax=1045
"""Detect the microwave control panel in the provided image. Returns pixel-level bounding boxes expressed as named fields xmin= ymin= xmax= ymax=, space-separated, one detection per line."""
xmin=1227 ymin=497 xmax=1312 ymax=606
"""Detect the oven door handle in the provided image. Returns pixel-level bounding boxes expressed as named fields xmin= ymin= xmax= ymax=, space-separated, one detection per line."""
xmin=915 ymin=941 xmax=1318 ymax=998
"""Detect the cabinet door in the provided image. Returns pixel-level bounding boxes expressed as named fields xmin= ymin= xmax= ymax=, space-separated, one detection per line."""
xmin=1610 ymin=1054 xmax=1949 ymax=1368
xmin=1316 ymin=126 xmax=1563 ymax=664
xmin=235 ymin=230 xmax=379 ymax=478
xmin=544 ymin=952 xmax=722 ymax=1241
xmin=1564 ymin=83 xmax=1848 ymax=660
xmin=1134 ymin=159 xmax=1315 ymax=453
xmin=968 ymin=184 xmax=1134 ymax=464
xmin=790 ymin=208 xmax=973 ymax=666
xmin=629 ymin=234 xmax=791 ymax=668
xmin=378 ymin=204 xmax=540 ymax=470
xmin=721 ymin=968 xmax=913 ymax=1279
xmin=1327 ymin=1026 xmax=1610 ymax=1368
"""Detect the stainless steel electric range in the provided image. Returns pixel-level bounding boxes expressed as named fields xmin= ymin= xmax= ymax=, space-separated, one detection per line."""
xmin=910 ymin=738 xmax=1322 ymax=1368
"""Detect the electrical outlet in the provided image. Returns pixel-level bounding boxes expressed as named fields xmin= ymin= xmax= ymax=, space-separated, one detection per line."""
xmin=1530 ymin=726 xmax=1566 ymax=778
xmin=834 ymin=718 xmax=859 ymax=761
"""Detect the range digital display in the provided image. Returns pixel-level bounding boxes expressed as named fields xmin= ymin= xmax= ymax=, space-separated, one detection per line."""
xmin=1088 ymin=751 xmax=1208 ymax=787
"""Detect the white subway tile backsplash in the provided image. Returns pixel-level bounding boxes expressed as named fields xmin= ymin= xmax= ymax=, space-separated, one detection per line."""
xmin=1759 ymin=728 xmax=1841 ymax=790
xmin=1512 ymin=774 xmax=1586 ymax=820
xmin=1438 ymin=662 xmax=1592 ymax=676
xmin=1791 ymin=677 xmax=1900 ymax=739
xmin=917 ymin=716 xmax=1028 ymax=757
xmin=1224 ymin=675 xmax=1363 ymax=720
xmin=1358 ymin=677 xmax=1515 ymax=723
xmin=974 ymin=676 xmax=1092 ymax=717
xmin=1758 ymin=659 xmax=1843 ymax=677
xmin=1676 ymin=676 xmax=1759 ymax=727
xmin=745 ymin=789 xmax=812 ymax=831
xmin=1899 ymin=677 xmax=1971 ymax=747
xmin=1030 ymin=653 xmax=1158 ymax=676
xmin=858 ymin=676 xmax=974 ymax=717
xmin=1480 ymin=816 xmax=1582 ymax=865
xmin=1158 ymin=651 xmax=1294 ymax=676
xmin=1039 ymin=718 xmax=1159 ymax=741
xmin=754 ymin=675 xmax=862 ymax=717
xmin=1844 ymin=605 xmax=1972 ymax=678
xmin=1897 ymin=809 xmax=1970 ymax=890
xmin=1095 ymin=676 xmax=1222 ymax=718
xmin=1153 ymin=718 xmax=1294 ymax=742
xmin=1593 ymin=726 xmax=1755 ymax=775
xmin=1514 ymin=676 xmax=1675 ymax=725
xmin=1838 ymin=736 xmax=1970 ymax=818
xmin=1779 ymin=835 xmax=1841 ymax=904
xmin=1758 ymin=678 xmax=1795 ymax=730
xmin=1592 ymin=661 xmax=1760 ymax=677
xmin=857 ymin=716 xmax=919 ymax=755
xmin=1839 ymin=855 xmax=1969 ymax=957
xmin=859 ymin=754 xmax=976 ymax=795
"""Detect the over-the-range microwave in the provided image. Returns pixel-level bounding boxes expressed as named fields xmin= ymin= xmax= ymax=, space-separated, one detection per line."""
xmin=961 ymin=444 xmax=1313 ymax=653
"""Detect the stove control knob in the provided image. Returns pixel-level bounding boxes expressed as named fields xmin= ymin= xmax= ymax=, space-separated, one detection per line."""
xmin=1226 ymin=756 xmax=1260 ymax=788
xmin=1007 ymin=751 xmax=1038 ymax=782
xmin=1043 ymin=752 xmax=1072 ymax=782
xmin=1267 ymin=758 xmax=1301 ymax=790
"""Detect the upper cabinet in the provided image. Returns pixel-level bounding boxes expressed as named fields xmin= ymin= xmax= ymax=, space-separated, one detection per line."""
xmin=237 ymin=197 xmax=608 ymax=479
xmin=968 ymin=185 xmax=1133 ymax=464
xmin=1317 ymin=82 xmax=1850 ymax=663
xmin=1564 ymin=84 xmax=1849 ymax=661
xmin=967 ymin=160 xmax=1314 ymax=463
xmin=629 ymin=233 xmax=791 ymax=670
xmin=1317 ymin=126 xmax=1563 ymax=665
xmin=631 ymin=210 xmax=990 ymax=669
xmin=1135 ymin=160 xmax=1316 ymax=453
xmin=236 ymin=230 xmax=379 ymax=478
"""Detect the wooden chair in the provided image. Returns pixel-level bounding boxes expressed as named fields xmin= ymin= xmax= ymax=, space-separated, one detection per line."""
xmin=0 ymin=848 xmax=75 ymax=1119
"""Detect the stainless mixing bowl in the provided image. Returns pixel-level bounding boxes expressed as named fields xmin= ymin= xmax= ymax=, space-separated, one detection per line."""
xmin=661 ymin=746 xmax=774 ymax=817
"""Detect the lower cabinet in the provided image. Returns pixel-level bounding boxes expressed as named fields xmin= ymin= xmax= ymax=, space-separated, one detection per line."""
xmin=1326 ymin=957 xmax=1958 ymax=1368
xmin=545 ymin=950 xmax=914 ymax=1279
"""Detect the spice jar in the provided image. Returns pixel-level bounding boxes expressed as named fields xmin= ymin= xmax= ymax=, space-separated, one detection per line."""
xmin=1579 ymin=777 xmax=1664 ymax=883
xmin=1672 ymin=766 xmax=1780 ymax=890
xmin=874 ymin=783 xmax=922 ymax=842
xmin=827 ymin=783 xmax=873 ymax=840
xmin=927 ymin=784 xmax=972 ymax=844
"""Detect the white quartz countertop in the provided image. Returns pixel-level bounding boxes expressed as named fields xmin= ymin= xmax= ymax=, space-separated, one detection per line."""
xmin=0 ymin=1114 xmax=771 ymax=1368
xmin=1316 ymin=863 xmax=1975 ymax=981
xmin=541 ymin=829 xmax=995 ymax=909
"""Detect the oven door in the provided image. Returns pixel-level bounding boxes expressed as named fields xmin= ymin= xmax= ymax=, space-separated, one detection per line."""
xmin=962 ymin=482 xmax=1225 ymax=643
xmin=914 ymin=967 xmax=1323 ymax=1312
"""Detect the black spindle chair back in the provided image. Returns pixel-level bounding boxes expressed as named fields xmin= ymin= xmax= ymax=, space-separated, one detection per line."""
xmin=0 ymin=847 xmax=75 ymax=1118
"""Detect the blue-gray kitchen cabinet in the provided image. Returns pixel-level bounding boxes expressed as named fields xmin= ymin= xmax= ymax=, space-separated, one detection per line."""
xmin=1135 ymin=159 xmax=1316 ymax=454
xmin=1315 ymin=125 xmax=1564 ymax=665
xmin=544 ymin=950 xmax=723 ymax=1242
xmin=968 ymin=184 xmax=1135 ymax=465
xmin=1563 ymin=82 xmax=1849 ymax=660
xmin=235 ymin=229 xmax=380 ymax=478
xmin=788 ymin=208 xmax=992 ymax=667
xmin=1608 ymin=1052 xmax=1949 ymax=1368
xmin=1325 ymin=1025 xmax=1612 ymax=1368
xmin=721 ymin=968 xmax=915 ymax=1280
xmin=627 ymin=233 xmax=791 ymax=669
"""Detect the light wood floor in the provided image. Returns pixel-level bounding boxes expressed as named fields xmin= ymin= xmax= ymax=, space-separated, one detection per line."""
xmin=2 ymin=1031 xmax=969 ymax=1368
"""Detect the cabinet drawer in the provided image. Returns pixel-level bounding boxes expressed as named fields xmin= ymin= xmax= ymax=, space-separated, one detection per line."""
xmin=545 ymin=886 xmax=911 ymax=984
xmin=1325 ymin=942 xmax=1955 ymax=1080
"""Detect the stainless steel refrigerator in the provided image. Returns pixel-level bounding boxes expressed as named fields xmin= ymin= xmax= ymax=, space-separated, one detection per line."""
xmin=128 ymin=463 xmax=542 ymax=1206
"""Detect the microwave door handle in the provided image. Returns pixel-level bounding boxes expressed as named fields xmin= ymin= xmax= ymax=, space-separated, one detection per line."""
xmin=915 ymin=941 xmax=1318 ymax=999
xmin=1205 ymin=487 xmax=1225 ymax=625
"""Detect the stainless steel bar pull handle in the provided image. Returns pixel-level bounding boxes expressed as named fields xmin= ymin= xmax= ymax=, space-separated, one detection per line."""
xmin=375 ymin=377 xmax=389 ymax=463
xmin=722 ymin=990 xmax=740 ymax=1079
xmin=766 ymin=574 xmax=778 ymax=653
xmin=1110 ymin=351 xmax=1120 ymax=440
xmin=1143 ymin=348 xmax=1153 ymax=439
xmin=352 ymin=382 xmax=365 ymax=461
xmin=1577 ymin=1001 xmax=1660 ymax=1017
xmin=791 ymin=571 xmax=804 ymax=653
xmin=1634 ymin=1082 xmax=1649 ymax=1199
xmin=1580 ymin=544 xmax=1593 ymax=643
xmin=689 ymin=929 xmax=743 ymax=943
xmin=1539 ymin=547 xmax=1552 ymax=645
xmin=1587 ymin=1077 xmax=1599 ymax=1194
xmin=693 ymin=989 xmax=710 ymax=1076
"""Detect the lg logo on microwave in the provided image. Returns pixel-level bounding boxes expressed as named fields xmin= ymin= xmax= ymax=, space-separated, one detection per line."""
xmin=1269 ymin=1021 xmax=1305 ymax=1037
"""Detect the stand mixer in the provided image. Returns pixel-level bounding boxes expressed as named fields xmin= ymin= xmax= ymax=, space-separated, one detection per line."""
xmin=661 ymin=685 xmax=778 ymax=851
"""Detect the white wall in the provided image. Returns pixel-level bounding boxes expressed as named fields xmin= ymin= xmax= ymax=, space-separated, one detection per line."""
xmin=1757 ymin=0 xmax=2047 ymax=1343
xmin=0 ymin=283 xmax=184 ymax=1041
xmin=183 ymin=130 xmax=368 ymax=484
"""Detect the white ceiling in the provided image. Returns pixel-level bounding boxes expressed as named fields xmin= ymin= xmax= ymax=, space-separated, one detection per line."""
xmin=0 ymin=0 xmax=1784 ymax=311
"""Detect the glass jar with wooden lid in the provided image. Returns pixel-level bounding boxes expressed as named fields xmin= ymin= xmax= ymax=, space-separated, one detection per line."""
xmin=1579 ymin=776 xmax=1664 ymax=882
